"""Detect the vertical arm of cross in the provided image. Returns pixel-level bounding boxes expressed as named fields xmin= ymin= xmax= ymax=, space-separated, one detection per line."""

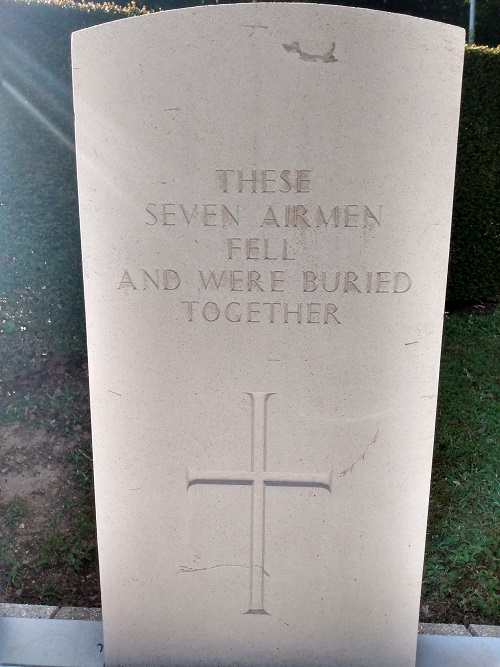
xmin=186 ymin=392 xmax=333 ymax=617
xmin=245 ymin=392 xmax=274 ymax=614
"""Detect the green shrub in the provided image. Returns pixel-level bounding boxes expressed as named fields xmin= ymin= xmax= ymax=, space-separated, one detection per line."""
xmin=0 ymin=0 xmax=149 ymax=377
xmin=448 ymin=46 xmax=500 ymax=303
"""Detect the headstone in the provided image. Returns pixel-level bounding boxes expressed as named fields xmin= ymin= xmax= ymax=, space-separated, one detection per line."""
xmin=72 ymin=5 xmax=464 ymax=666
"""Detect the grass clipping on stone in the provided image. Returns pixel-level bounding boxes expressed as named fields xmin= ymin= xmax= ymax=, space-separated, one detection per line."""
xmin=0 ymin=309 xmax=499 ymax=622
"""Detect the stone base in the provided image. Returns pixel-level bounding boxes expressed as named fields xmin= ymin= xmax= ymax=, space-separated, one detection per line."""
xmin=0 ymin=617 xmax=103 ymax=667
xmin=1 ymin=609 xmax=500 ymax=667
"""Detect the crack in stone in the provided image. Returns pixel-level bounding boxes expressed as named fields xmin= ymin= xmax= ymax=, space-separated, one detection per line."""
xmin=340 ymin=426 xmax=379 ymax=477
xmin=178 ymin=564 xmax=270 ymax=577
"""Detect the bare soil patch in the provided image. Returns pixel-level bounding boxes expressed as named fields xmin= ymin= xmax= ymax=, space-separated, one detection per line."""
xmin=0 ymin=358 xmax=100 ymax=607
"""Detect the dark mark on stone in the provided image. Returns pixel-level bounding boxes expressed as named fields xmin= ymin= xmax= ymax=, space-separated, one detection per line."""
xmin=405 ymin=341 xmax=418 ymax=345
xmin=423 ymin=223 xmax=439 ymax=235
xmin=241 ymin=24 xmax=268 ymax=37
xmin=107 ymin=390 xmax=122 ymax=396
xmin=283 ymin=41 xmax=338 ymax=63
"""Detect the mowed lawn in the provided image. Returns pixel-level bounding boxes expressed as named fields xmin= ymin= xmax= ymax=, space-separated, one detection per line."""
xmin=422 ymin=307 xmax=500 ymax=624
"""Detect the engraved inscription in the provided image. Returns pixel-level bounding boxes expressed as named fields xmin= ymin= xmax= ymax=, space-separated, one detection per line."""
xmin=117 ymin=263 xmax=412 ymax=324
xmin=144 ymin=204 xmax=382 ymax=228
xmin=302 ymin=271 xmax=412 ymax=294
xmin=145 ymin=203 xmax=240 ymax=226
xmin=117 ymin=269 xmax=180 ymax=290
xmin=198 ymin=270 xmax=285 ymax=292
xmin=216 ymin=169 xmax=310 ymax=193
xmin=125 ymin=168 xmax=414 ymax=325
xmin=181 ymin=301 xmax=340 ymax=324
xmin=186 ymin=392 xmax=333 ymax=614
xmin=227 ymin=238 xmax=295 ymax=260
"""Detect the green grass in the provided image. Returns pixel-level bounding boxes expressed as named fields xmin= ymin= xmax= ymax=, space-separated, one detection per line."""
xmin=0 ymin=444 xmax=97 ymax=603
xmin=0 ymin=384 xmax=89 ymax=431
xmin=35 ymin=517 xmax=95 ymax=573
xmin=0 ymin=373 xmax=97 ymax=604
xmin=4 ymin=497 xmax=28 ymax=525
xmin=423 ymin=308 xmax=500 ymax=623
xmin=0 ymin=540 xmax=22 ymax=589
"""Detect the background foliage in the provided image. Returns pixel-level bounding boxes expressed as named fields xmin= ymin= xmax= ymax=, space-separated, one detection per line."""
xmin=0 ymin=0 xmax=499 ymax=378
xmin=0 ymin=0 xmax=148 ymax=377
xmin=423 ymin=308 xmax=500 ymax=623
xmin=121 ymin=0 xmax=500 ymax=48
xmin=448 ymin=45 xmax=500 ymax=303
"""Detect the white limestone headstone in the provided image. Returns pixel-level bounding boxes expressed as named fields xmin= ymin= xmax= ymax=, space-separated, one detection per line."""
xmin=72 ymin=5 xmax=464 ymax=666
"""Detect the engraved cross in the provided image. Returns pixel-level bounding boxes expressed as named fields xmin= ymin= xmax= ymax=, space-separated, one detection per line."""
xmin=187 ymin=392 xmax=333 ymax=615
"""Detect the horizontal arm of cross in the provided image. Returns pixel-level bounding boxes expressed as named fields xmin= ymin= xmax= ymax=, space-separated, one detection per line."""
xmin=264 ymin=468 xmax=333 ymax=492
xmin=186 ymin=466 xmax=255 ymax=489
xmin=186 ymin=466 xmax=333 ymax=492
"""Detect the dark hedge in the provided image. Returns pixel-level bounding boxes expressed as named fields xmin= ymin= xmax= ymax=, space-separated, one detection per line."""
xmin=0 ymin=0 xmax=498 ymax=376
xmin=112 ymin=0 xmax=500 ymax=48
xmin=447 ymin=45 xmax=500 ymax=303
xmin=0 ymin=0 xmax=149 ymax=376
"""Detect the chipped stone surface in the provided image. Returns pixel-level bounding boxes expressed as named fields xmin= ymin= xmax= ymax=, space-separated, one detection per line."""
xmin=0 ymin=603 xmax=58 ymax=618
xmin=73 ymin=4 xmax=464 ymax=666
xmin=419 ymin=623 xmax=472 ymax=636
